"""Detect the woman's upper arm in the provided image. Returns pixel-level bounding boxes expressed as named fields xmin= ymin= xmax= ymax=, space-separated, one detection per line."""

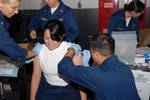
xmin=33 ymin=56 xmax=41 ymax=77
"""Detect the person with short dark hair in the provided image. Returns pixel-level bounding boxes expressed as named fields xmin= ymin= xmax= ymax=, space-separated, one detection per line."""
xmin=30 ymin=19 xmax=83 ymax=100
xmin=28 ymin=0 xmax=79 ymax=42
xmin=58 ymin=33 xmax=140 ymax=100
xmin=0 ymin=0 xmax=36 ymax=62
xmin=108 ymin=0 xmax=145 ymax=42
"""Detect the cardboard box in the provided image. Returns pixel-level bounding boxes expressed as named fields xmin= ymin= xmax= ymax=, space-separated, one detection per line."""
xmin=139 ymin=29 xmax=150 ymax=46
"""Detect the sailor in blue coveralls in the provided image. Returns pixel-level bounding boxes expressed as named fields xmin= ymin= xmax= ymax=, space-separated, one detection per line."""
xmin=28 ymin=0 xmax=79 ymax=42
xmin=0 ymin=0 xmax=36 ymax=62
xmin=0 ymin=0 xmax=38 ymax=96
xmin=108 ymin=0 xmax=145 ymax=42
xmin=58 ymin=34 xmax=140 ymax=100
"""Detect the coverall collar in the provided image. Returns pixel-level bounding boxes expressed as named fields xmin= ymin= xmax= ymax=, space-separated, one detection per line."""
xmin=0 ymin=12 xmax=10 ymax=29
xmin=100 ymin=55 xmax=119 ymax=68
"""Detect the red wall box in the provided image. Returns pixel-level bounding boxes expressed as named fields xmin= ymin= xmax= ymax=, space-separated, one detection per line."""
xmin=99 ymin=0 xmax=119 ymax=33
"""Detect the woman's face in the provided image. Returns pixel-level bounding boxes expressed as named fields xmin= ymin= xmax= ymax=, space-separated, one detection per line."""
xmin=44 ymin=0 xmax=59 ymax=7
xmin=132 ymin=11 xmax=143 ymax=18
xmin=0 ymin=0 xmax=20 ymax=18
xmin=44 ymin=29 xmax=61 ymax=50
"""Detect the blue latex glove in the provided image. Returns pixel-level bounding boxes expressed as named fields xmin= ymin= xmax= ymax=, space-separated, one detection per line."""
xmin=33 ymin=42 xmax=43 ymax=54
xmin=82 ymin=50 xmax=91 ymax=66
xmin=69 ymin=43 xmax=82 ymax=55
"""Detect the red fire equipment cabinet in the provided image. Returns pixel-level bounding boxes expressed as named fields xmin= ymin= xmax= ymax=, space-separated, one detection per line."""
xmin=99 ymin=0 xmax=119 ymax=33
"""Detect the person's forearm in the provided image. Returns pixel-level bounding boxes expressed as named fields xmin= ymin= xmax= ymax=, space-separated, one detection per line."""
xmin=30 ymin=75 xmax=40 ymax=100
xmin=80 ymin=87 xmax=87 ymax=100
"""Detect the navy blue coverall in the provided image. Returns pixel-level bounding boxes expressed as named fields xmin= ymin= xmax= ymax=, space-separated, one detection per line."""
xmin=58 ymin=55 xmax=140 ymax=100
xmin=0 ymin=12 xmax=27 ymax=62
xmin=28 ymin=1 xmax=79 ymax=42
xmin=36 ymin=74 xmax=81 ymax=100
xmin=108 ymin=9 xmax=140 ymax=40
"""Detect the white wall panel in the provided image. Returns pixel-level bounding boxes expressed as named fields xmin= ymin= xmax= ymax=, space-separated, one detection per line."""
xmin=62 ymin=0 xmax=98 ymax=9
xmin=147 ymin=0 xmax=150 ymax=7
xmin=20 ymin=0 xmax=44 ymax=10
xmin=20 ymin=0 xmax=98 ymax=10
xmin=19 ymin=0 xmax=150 ymax=10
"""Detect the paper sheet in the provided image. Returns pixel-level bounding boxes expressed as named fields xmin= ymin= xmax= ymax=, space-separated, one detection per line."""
xmin=0 ymin=60 xmax=19 ymax=77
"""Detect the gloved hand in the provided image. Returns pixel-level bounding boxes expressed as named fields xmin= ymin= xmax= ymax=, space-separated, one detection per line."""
xmin=69 ymin=43 xmax=82 ymax=55
xmin=33 ymin=42 xmax=43 ymax=54
xmin=82 ymin=50 xmax=91 ymax=66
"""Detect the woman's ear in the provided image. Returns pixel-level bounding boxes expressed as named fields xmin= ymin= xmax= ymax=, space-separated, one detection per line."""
xmin=93 ymin=50 xmax=100 ymax=58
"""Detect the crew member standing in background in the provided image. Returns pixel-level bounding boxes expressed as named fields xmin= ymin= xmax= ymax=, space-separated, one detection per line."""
xmin=28 ymin=0 xmax=79 ymax=42
xmin=108 ymin=0 xmax=145 ymax=42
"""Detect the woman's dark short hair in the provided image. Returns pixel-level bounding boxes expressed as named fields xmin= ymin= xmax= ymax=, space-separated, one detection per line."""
xmin=44 ymin=19 xmax=65 ymax=42
xmin=89 ymin=33 xmax=115 ymax=56
xmin=124 ymin=0 xmax=145 ymax=13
